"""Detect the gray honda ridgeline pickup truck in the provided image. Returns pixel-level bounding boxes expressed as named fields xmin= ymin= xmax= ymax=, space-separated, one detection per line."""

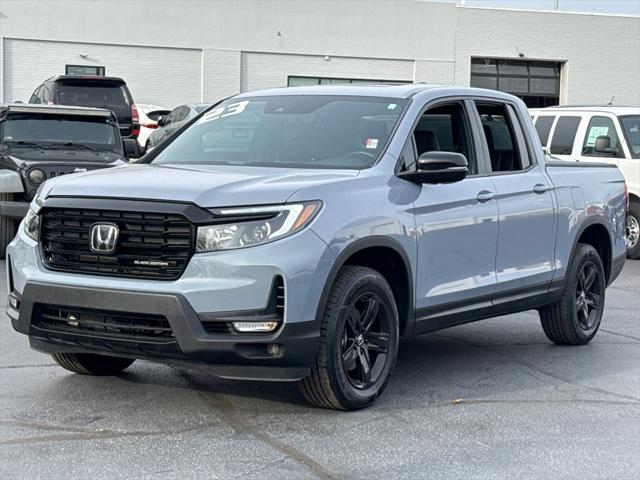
xmin=6 ymin=85 xmax=627 ymax=410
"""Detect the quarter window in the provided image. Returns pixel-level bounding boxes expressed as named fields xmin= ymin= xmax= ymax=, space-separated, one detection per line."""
xmin=534 ymin=116 xmax=555 ymax=146
xmin=582 ymin=116 xmax=620 ymax=157
xmin=550 ymin=116 xmax=581 ymax=155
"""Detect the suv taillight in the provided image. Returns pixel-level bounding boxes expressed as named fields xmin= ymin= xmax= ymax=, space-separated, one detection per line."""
xmin=131 ymin=103 xmax=140 ymax=138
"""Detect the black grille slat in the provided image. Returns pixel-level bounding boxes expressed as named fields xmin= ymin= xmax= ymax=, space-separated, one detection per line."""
xmin=41 ymin=207 xmax=194 ymax=280
xmin=34 ymin=305 xmax=175 ymax=341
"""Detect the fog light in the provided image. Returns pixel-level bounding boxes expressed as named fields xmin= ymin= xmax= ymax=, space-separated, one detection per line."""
xmin=232 ymin=321 xmax=279 ymax=333
xmin=266 ymin=344 xmax=280 ymax=355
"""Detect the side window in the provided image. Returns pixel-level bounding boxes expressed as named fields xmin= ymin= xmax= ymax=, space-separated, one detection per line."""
xmin=41 ymin=85 xmax=51 ymax=104
xmin=475 ymin=102 xmax=524 ymax=172
xmin=29 ymin=86 xmax=43 ymax=104
xmin=173 ymin=106 xmax=190 ymax=123
xmin=549 ymin=116 xmax=580 ymax=155
xmin=412 ymin=102 xmax=477 ymax=175
xmin=582 ymin=116 xmax=620 ymax=157
xmin=534 ymin=115 xmax=555 ymax=146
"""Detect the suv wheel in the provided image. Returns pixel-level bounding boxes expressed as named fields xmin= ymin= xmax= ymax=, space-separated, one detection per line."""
xmin=539 ymin=243 xmax=605 ymax=345
xmin=51 ymin=353 xmax=135 ymax=375
xmin=626 ymin=201 xmax=640 ymax=259
xmin=299 ymin=266 xmax=399 ymax=410
xmin=0 ymin=193 xmax=17 ymax=259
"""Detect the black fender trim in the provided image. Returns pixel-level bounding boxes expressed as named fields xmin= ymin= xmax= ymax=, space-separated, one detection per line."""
xmin=567 ymin=216 xmax=616 ymax=285
xmin=314 ymin=236 xmax=415 ymax=336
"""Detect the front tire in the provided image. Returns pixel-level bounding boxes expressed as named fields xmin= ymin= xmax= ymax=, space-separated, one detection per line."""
xmin=0 ymin=193 xmax=18 ymax=259
xmin=51 ymin=353 xmax=135 ymax=375
xmin=539 ymin=243 xmax=606 ymax=345
xmin=626 ymin=201 xmax=640 ymax=259
xmin=299 ymin=266 xmax=399 ymax=410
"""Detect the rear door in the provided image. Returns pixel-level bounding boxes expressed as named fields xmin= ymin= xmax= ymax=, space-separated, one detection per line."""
xmin=473 ymin=99 xmax=556 ymax=298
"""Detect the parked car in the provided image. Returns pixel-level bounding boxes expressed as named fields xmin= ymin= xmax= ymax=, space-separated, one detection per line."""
xmin=136 ymin=103 xmax=170 ymax=152
xmin=7 ymin=85 xmax=627 ymax=410
xmin=146 ymin=103 xmax=210 ymax=149
xmin=0 ymin=104 xmax=134 ymax=257
xmin=29 ymin=75 xmax=140 ymax=141
xmin=530 ymin=106 xmax=640 ymax=258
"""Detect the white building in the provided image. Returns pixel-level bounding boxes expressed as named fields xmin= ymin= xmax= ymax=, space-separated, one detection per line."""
xmin=0 ymin=0 xmax=638 ymax=109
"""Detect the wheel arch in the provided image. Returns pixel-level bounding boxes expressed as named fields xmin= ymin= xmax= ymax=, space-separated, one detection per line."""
xmin=572 ymin=218 xmax=614 ymax=285
xmin=315 ymin=236 xmax=415 ymax=336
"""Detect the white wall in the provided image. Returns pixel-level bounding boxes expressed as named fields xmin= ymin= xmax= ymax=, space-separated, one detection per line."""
xmin=0 ymin=0 xmax=638 ymax=106
xmin=2 ymin=39 xmax=202 ymax=107
xmin=455 ymin=7 xmax=640 ymax=104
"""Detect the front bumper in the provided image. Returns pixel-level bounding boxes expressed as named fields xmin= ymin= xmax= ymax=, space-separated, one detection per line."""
xmin=0 ymin=200 xmax=28 ymax=218
xmin=6 ymin=225 xmax=335 ymax=381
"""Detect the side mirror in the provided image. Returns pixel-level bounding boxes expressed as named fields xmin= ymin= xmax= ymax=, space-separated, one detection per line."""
xmin=400 ymin=151 xmax=469 ymax=184
xmin=157 ymin=116 xmax=167 ymax=127
xmin=122 ymin=138 xmax=141 ymax=159
xmin=594 ymin=135 xmax=619 ymax=156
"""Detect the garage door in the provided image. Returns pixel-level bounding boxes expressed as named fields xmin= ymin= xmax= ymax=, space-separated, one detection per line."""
xmin=2 ymin=38 xmax=202 ymax=108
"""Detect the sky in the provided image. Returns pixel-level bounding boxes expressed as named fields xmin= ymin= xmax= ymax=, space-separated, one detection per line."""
xmin=431 ymin=0 xmax=640 ymax=15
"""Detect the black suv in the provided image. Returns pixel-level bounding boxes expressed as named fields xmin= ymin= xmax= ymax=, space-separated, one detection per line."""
xmin=0 ymin=104 xmax=134 ymax=257
xmin=29 ymin=75 xmax=139 ymax=140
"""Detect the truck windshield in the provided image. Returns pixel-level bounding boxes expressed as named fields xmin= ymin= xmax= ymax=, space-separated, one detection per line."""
xmin=1 ymin=114 xmax=120 ymax=152
xmin=152 ymin=95 xmax=408 ymax=169
xmin=620 ymin=115 xmax=640 ymax=159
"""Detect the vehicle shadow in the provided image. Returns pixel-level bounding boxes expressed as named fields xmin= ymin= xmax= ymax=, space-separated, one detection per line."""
xmin=109 ymin=312 xmax=638 ymax=411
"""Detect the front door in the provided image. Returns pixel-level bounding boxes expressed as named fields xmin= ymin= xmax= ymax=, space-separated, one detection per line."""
xmin=410 ymin=100 xmax=499 ymax=324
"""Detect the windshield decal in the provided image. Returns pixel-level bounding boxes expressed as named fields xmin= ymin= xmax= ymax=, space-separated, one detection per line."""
xmin=197 ymin=101 xmax=250 ymax=125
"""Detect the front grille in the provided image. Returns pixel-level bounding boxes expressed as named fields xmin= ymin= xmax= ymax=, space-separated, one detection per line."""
xmin=41 ymin=207 xmax=194 ymax=280
xmin=30 ymin=304 xmax=183 ymax=358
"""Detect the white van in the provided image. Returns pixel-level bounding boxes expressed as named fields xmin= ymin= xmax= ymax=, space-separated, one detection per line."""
xmin=530 ymin=106 xmax=640 ymax=259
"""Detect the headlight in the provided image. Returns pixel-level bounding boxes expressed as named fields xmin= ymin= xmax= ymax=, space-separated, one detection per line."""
xmin=27 ymin=168 xmax=46 ymax=185
xmin=196 ymin=201 xmax=322 ymax=252
xmin=24 ymin=208 xmax=40 ymax=241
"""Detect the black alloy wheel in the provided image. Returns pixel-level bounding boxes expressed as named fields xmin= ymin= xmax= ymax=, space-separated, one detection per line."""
xmin=340 ymin=292 xmax=392 ymax=390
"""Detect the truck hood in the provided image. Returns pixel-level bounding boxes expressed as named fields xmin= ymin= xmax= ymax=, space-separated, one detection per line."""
xmin=41 ymin=163 xmax=360 ymax=207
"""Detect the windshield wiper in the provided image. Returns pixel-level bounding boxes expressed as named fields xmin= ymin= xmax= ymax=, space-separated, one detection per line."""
xmin=52 ymin=142 xmax=99 ymax=152
xmin=5 ymin=140 xmax=49 ymax=149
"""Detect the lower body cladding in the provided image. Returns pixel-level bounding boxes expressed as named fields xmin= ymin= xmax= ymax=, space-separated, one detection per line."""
xmin=6 ymin=228 xmax=332 ymax=382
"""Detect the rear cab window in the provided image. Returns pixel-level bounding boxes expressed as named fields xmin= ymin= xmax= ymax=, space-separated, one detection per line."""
xmin=550 ymin=116 xmax=581 ymax=155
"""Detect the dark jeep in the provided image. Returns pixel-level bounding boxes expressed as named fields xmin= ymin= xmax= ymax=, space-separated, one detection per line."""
xmin=0 ymin=104 xmax=134 ymax=256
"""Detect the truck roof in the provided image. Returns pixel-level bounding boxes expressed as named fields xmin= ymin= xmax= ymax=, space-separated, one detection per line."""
xmin=0 ymin=103 xmax=116 ymax=118
xmin=530 ymin=105 xmax=640 ymax=115
xmin=234 ymin=84 xmax=521 ymax=101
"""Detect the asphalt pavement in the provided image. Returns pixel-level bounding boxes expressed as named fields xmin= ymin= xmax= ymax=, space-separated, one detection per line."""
xmin=1 ymin=259 xmax=638 ymax=480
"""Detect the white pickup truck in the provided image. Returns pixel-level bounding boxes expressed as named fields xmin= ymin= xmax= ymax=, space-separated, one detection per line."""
xmin=530 ymin=106 xmax=640 ymax=258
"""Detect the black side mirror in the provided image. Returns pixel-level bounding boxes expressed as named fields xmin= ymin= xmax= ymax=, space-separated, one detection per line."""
xmin=400 ymin=151 xmax=469 ymax=184
xmin=122 ymin=138 xmax=141 ymax=159
xmin=157 ymin=116 xmax=167 ymax=127
xmin=594 ymin=135 xmax=619 ymax=156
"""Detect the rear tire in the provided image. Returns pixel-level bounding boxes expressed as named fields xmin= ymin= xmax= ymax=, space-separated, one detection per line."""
xmin=299 ymin=266 xmax=399 ymax=410
xmin=51 ymin=353 xmax=135 ymax=375
xmin=539 ymin=243 xmax=605 ymax=345
xmin=0 ymin=193 xmax=18 ymax=259
xmin=626 ymin=201 xmax=640 ymax=259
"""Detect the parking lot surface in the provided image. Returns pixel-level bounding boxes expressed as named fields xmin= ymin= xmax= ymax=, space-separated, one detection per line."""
xmin=1 ymin=259 xmax=638 ymax=479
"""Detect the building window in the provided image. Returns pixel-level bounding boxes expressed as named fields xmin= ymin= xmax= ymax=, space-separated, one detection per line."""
xmin=470 ymin=58 xmax=561 ymax=108
xmin=65 ymin=65 xmax=106 ymax=76
xmin=287 ymin=76 xmax=408 ymax=87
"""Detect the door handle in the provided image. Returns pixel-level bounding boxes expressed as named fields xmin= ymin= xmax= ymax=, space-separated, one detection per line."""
xmin=533 ymin=183 xmax=551 ymax=194
xmin=476 ymin=190 xmax=494 ymax=203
